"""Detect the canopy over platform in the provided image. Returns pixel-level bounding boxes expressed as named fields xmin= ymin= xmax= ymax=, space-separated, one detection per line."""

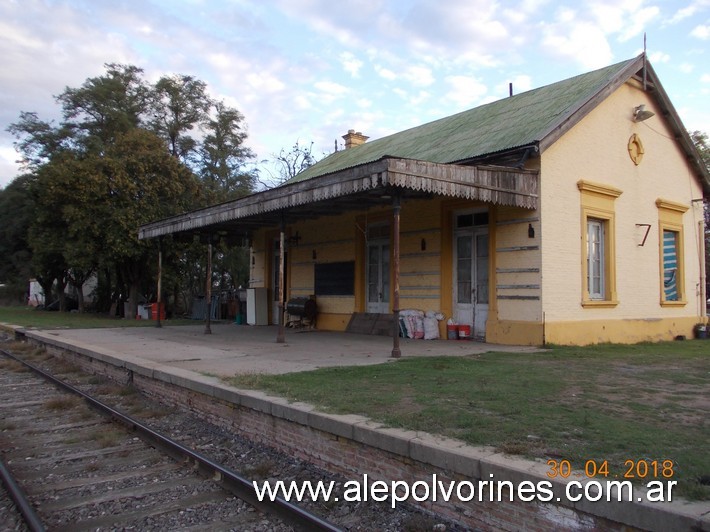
xmin=138 ymin=157 xmax=538 ymax=241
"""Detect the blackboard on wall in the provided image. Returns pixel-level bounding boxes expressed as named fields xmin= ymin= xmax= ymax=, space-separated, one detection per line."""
xmin=315 ymin=261 xmax=355 ymax=296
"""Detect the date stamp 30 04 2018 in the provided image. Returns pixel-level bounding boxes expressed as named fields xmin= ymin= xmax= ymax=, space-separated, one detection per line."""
xmin=546 ymin=459 xmax=675 ymax=480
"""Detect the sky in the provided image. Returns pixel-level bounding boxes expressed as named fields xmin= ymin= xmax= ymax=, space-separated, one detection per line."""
xmin=0 ymin=0 xmax=708 ymax=189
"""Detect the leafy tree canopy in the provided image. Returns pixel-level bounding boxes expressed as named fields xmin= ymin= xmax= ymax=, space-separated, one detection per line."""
xmin=5 ymin=63 xmax=256 ymax=314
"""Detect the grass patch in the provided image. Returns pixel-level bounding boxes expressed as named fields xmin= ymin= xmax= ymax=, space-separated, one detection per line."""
xmin=0 ymin=305 xmax=196 ymax=330
xmin=90 ymin=426 xmax=125 ymax=448
xmin=2 ymin=341 xmax=41 ymax=355
xmin=226 ymin=341 xmax=710 ymax=499
xmin=244 ymin=460 xmax=277 ymax=480
xmin=229 ymin=371 xmax=269 ymax=388
xmin=117 ymin=385 xmax=138 ymax=397
xmin=93 ymin=383 xmax=125 ymax=396
xmin=0 ymin=358 xmax=28 ymax=372
xmin=45 ymin=396 xmax=82 ymax=411
xmin=50 ymin=359 xmax=82 ymax=375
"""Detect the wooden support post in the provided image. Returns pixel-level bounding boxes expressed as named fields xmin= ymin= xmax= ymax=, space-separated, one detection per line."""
xmin=156 ymin=237 xmax=162 ymax=328
xmin=205 ymin=238 xmax=212 ymax=335
xmin=391 ymin=194 xmax=401 ymax=358
xmin=277 ymin=219 xmax=286 ymax=343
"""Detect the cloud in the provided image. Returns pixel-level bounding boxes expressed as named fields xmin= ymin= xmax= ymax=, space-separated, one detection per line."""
xmin=402 ymin=65 xmax=435 ymax=87
xmin=690 ymin=24 xmax=710 ymax=39
xmin=679 ymin=63 xmax=695 ymax=74
xmin=340 ymin=52 xmax=363 ymax=78
xmin=444 ymin=75 xmax=488 ymax=108
xmin=313 ymin=80 xmax=350 ymax=104
xmin=649 ymin=51 xmax=670 ymax=64
xmin=274 ymin=0 xmax=522 ymax=70
xmin=0 ymin=146 xmax=21 ymax=186
xmin=246 ymin=72 xmax=286 ymax=94
xmin=667 ymin=0 xmax=710 ymax=24
xmin=539 ymin=1 xmax=664 ymax=68
xmin=585 ymin=0 xmax=660 ymax=40
xmin=0 ymin=0 xmax=706 ymax=188
xmin=541 ymin=16 xmax=614 ymax=68
xmin=375 ymin=65 xmax=397 ymax=81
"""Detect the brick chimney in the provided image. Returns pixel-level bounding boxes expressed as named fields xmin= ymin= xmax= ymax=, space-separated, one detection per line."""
xmin=342 ymin=129 xmax=369 ymax=149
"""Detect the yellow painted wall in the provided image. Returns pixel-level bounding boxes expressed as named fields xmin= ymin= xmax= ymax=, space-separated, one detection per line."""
xmin=492 ymin=207 xmax=542 ymax=323
xmin=248 ymin=79 xmax=705 ymax=346
xmin=538 ymin=79 xmax=705 ymax=345
xmin=484 ymin=205 xmax=544 ymax=346
xmin=251 ymin=197 xmax=496 ymax=333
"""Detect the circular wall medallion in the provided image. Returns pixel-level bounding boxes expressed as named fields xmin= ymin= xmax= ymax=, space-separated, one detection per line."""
xmin=628 ymin=133 xmax=644 ymax=165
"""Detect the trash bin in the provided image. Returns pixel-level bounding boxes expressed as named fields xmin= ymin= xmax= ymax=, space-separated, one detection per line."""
xmin=147 ymin=302 xmax=165 ymax=321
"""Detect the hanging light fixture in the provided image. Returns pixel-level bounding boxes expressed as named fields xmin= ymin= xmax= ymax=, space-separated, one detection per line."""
xmin=633 ymin=104 xmax=655 ymax=122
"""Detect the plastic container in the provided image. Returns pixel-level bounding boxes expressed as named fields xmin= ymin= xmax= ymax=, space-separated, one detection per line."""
xmin=446 ymin=324 xmax=458 ymax=340
xmin=458 ymin=325 xmax=471 ymax=340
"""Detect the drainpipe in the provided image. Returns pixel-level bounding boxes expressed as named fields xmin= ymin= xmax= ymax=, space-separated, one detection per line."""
xmin=277 ymin=217 xmax=286 ymax=343
xmin=699 ymin=220 xmax=706 ymax=319
xmin=391 ymin=194 xmax=401 ymax=358
xmin=515 ymin=147 xmax=533 ymax=169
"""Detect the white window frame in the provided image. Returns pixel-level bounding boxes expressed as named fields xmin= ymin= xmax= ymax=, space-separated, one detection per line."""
xmin=587 ymin=219 xmax=605 ymax=300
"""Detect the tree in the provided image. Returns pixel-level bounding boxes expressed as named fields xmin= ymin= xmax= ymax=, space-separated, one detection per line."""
xmin=691 ymin=131 xmax=710 ymax=305
xmin=6 ymin=112 xmax=71 ymax=171
xmin=268 ymin=140 xmax=318 ymax=187
xmin=8 ymin=64 xmax=205 ymax=316
xmin=0 ymin=175 xmax=35 ymax=302
xmin=691 ymin=131 xmax=709 ymax=172
xmin=151 ymin=74 xmax=211 ymax=162
xmin=199 ymin=101 xmax=257 ymax=202
xmin=57 ymin=64 xmax=151 ymax=149
xmin=27 ymin=160 xmax=71 ymax=310
xmin=8 ymin=63 xmax=258 ymax=317
xmin=61 ymin=129 xmax=200 ymax=318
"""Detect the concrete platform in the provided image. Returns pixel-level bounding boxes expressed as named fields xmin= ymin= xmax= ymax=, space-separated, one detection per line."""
xmin=3 ymin=321 xmax=709 ymax=530
xmin=17 ymin=322 xmax=540 ymax=376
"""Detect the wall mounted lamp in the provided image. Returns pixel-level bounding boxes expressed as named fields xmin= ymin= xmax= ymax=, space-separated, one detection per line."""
xmin=287 ymin=231 xmax=301 ymax=247
xmin=633 ymin=104 xmax=655 ymax=122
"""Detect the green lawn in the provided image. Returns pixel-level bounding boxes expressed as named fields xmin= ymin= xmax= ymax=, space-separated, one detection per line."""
xmin=227 ymin=341 xmax=710 ymax=500
xmin=0 ymin=305 xmax=196 ymax=329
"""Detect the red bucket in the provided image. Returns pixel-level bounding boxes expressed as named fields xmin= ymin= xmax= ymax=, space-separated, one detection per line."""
xmin=458 ymin=325 xmax=471 ymax=340
xmin=446 ymin=324 xmax=458 ymax=340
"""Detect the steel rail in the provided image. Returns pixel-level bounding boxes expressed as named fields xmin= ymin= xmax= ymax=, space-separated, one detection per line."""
xmin=0 ymin=348 xmax=341 ymax=532
xmin=0 ymin=457 xmax=46 ymax=532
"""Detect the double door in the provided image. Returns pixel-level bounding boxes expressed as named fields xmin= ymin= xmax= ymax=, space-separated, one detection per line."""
xmin=454 ymin=229 xmax=489 ymax=339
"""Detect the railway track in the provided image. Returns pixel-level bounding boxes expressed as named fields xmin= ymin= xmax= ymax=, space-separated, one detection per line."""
xmin=0 ymin=346 xmax=340 ymax=531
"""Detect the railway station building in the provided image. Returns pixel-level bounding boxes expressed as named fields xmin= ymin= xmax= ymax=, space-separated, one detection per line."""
xmin=139 ymin=54 xmax=709 ymax=347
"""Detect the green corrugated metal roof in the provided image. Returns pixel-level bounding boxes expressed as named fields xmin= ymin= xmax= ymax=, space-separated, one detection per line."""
xmin=290 ymin=57 xmax=639 ymax=183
